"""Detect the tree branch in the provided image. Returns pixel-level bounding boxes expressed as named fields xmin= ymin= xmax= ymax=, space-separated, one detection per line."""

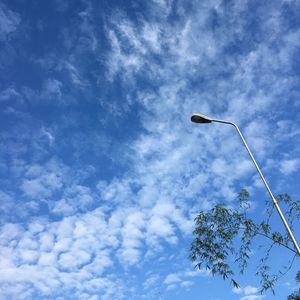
xmin=255 ymin=231 xmax=298 ymax=255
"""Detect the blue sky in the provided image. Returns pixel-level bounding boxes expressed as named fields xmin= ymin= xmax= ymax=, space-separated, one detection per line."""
xmin=0 ymin=0 xmax=300 ymax=299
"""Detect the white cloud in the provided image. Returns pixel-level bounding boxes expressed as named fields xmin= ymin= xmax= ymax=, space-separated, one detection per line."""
xmin=0 ymin=223 xmax=23 ymax=243
xmin=42 ymin=78 xmax=63 ymax=101
xmin=244 ymin=286 xmax=259 ymax=295
xmin=19 ymin=249 xmax=39 ymax=264
xmin=143 ymin=274 xmax=159 ymax=289
xmin=0 ymin=3 xmax=20 ymax=41
xmin=1 ymin=0 xmax=300 ymax=299
xmin=58 ymin=250 xmax=91 ymax=269
xmin=59 ymin=185 xmax=95 ymax=213
xmin=233 ymin=285 xmax=263 ymax=300
xmin=163 ymin=267 xmax=210 ymax=292
xmin=20 ymin=159 xmax=66 ymax=200
xmin=275 ymin=120 xmax=300 ymax=141
xmin=181 ymin=280 xmax=193 ymax=287
xmin=0 ymin=191 xmax=15 ymax=215
xmin=232 ymin=286 xmax=243 ymax=294
xmin=118 ymin=210 xmax=145 ymax=265
xmin=52 ymin=199 xmax=75 ymax=216
xmin=39 ymin=232 xmax=55 ymax=252
xmin=148 ymin=215 xmax=176 ymax=242
xmin=0 ymin=206 xmax=125 ymax=298
xmin=106 ymin=27 xmax=143 ymax=81
xmin=38 ymin=252 xmax=56 ymax=266
xmin=18 ymin=236 xmax=38 ymax=250
xmin=21 ymin=178 xmax=50 ymax=199
xmin=41 ymin=127 xmax=55 ymax=146
xmin=280 ymin=158 xmax=300 ymax=175
xmin=164 ymin=273 xmax=181 ymax=284
xmin=239 ymin=296 xmax=265 ymax=300
xmin=0 ymin=87 xmax=22 ymax=103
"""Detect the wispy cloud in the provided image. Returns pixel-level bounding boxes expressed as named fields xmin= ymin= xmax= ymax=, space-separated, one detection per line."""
xmin=0 ymin=3 xmax=20 ymax=41
xmin=233 ymin=285 xmax=265 ymax=300
xmin=1 ymin=0 xmax=299 ymax=299
xmin=280 ymin=158 xmax=300 ymax=175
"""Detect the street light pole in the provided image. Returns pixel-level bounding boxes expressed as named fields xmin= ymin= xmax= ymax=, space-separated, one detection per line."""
xmin=191 ymin=113 xmax=300 ymax=256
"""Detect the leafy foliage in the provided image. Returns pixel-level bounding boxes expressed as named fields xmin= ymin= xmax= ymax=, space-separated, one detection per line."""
xmin=190 ymin=189 xmax=300 ymax=293
xmin=287 ymin=271 xmax=300 ymax=300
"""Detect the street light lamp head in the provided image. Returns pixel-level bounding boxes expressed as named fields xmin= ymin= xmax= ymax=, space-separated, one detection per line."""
xmin=191 ymin=113 xmax=212 ymax=124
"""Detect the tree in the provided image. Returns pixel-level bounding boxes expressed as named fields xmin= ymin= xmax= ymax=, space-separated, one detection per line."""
xmin=287 ymin=271 xmax=300 ymax=300
xmin=190 ymin=189 xmax=300 ymax=294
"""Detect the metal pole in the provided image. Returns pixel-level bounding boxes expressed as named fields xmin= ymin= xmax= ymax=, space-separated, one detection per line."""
xmin=213 ymin=118 xmax=300 ymax=256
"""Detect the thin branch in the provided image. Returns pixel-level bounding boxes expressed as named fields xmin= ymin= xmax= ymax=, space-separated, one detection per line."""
xmin=219 ymin=225 xmax=298 ymax=255
xmin=255 ymin=231 xmax=298 ymax=255
xmin=277 ymin=254 xmax=298 ymax=279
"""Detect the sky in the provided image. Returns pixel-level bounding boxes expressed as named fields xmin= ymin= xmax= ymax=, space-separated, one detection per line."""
xmin=0 ymin=0 xmax=300 ymax=299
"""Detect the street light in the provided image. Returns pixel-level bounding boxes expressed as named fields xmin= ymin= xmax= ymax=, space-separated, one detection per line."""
xmin=191 ymin=113 xmax=300 ymax=256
